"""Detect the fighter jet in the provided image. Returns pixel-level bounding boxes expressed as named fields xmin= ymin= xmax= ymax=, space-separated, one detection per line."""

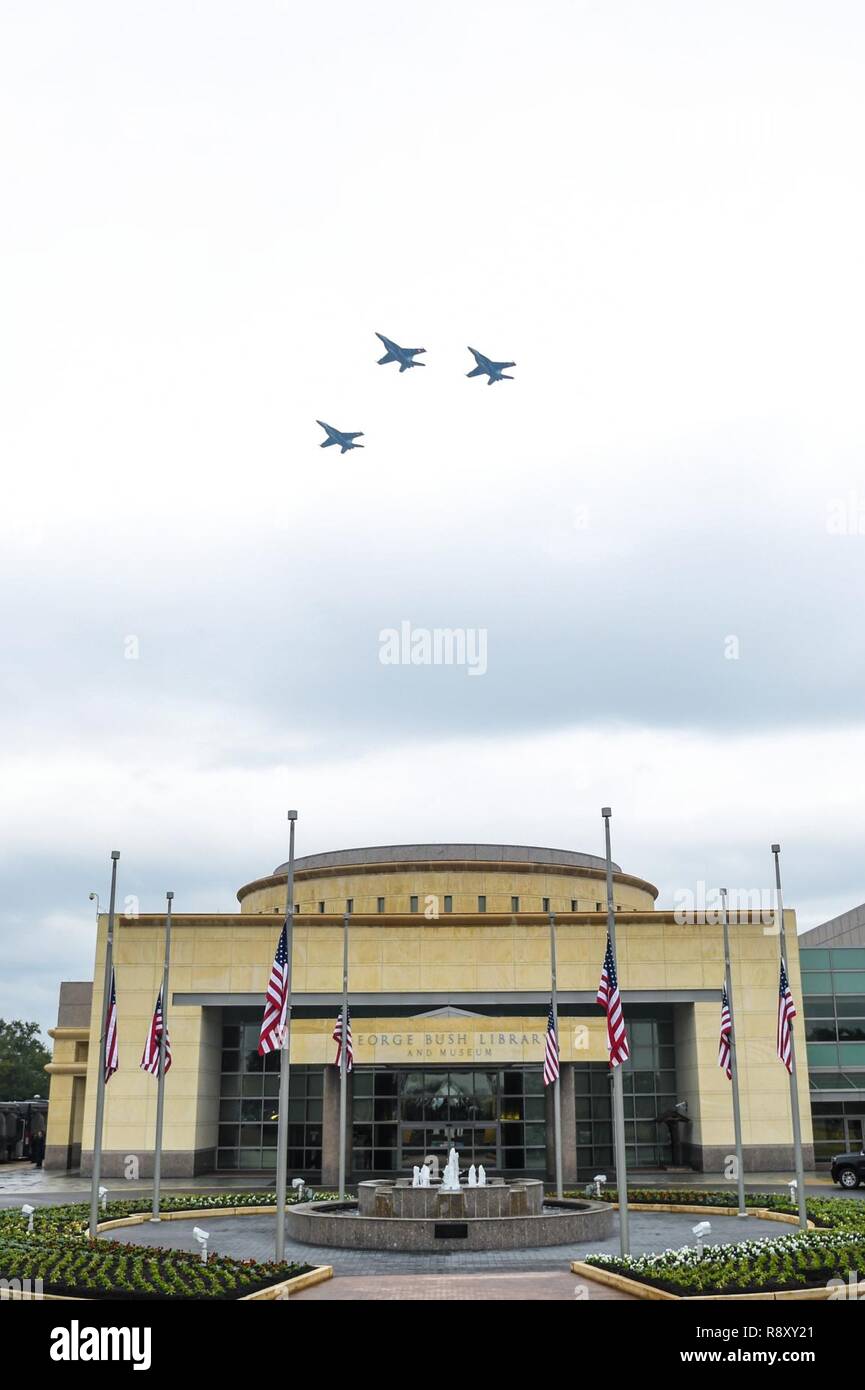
xmin=316 ymin=420 xmax=364 ymax=454
xmin=375 ymin=332 xmax=426 ymax=372
xmin=466 ymin=346 xmax=516 ymax=384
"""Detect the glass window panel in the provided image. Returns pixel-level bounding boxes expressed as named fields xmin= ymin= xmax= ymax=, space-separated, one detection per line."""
xmin=812 ymin=1117 xmax=845 ymax=1141
xmin=837 ymin=997 xmax=865 ymax=1016
xmin=803 ymin=996 xmax=835 ymax=1017
xmin=524 ymin=1124 xmax=545 ymax=1145
xmin=801 ymin=973 xmax=833 ymax=995
xmin=375 ymin=1124 xmax=397 ymax=1147
xmin=220 ymin=1073 xmax=240 ymax=1096
xmin=572 ymin=1069 xmax=590 ymax=1095
xmin=218 ymin=1124 xmax=239 ymax=1146
xmin=837 ymin=1022 xmax=865 ymax=1042
xmin=807 ymin=1043 xmax=840 ymax=1067
xmin=835 ymin=973 xmax=865 ymax=993
xmin=523 ymin=1071 xmax=544 ymax=1095
xmin=352 ymin=1124 xmax=373 ymax=1147
xmin=219 ymin=1099 xmax=240 ymax=1122
xmin=307 ymin=1070 xmax=323 ymax=1096
xmin=353 ymin=1071 xmax=374 ymax=1096
xmin=591 ymin=1097 xmax=611 ymax=1119
xmin=353 ymin=1099 xmax=374 ymax=1122
xmin=375 ymin=1072 xmax=398 ymax=1095
xmin=241 ymin=1098 xmax=263 ymax=1122
xmin=806 ymin=1021 xmax=838 ymax=1042
xmin=635 ymin=1121 xmax=657 ymax=1142
xmin=260 ymin=1149 xmax=277 ymax=1170
xmin=307 ymin=1099 xmax=323 ymax=1122
xmin=524 ymin=1098 xmax=545 ymax=1121
xmin=222 ymin=1025 xmax=241 ymax=1048
xmin=374 ymin=1150 xmax=396 ymax=1170
xmin=263 ymin=1073 xmax=279 ymax=1097
xmin=838 ymin=1043 xmax=865 ymax=1066
xmin=239 ymin=1124 xmax=260 ymax=1146
xmin=374 ymin=1097 xmax=397 ymax=1121
xmin=216 ymin=1149 xmax=237 ymax=1169
xmin=831 ymin=949 xmax=865 ymax=969
xmin=221 ymin=1050 xmax=240 ymax=1072
xmin=242 ymin=1073 xmax=264 ymax=1095
xmin=352 ymin=1149 xmax=373 ymax=1171
xmin=799 ymin=949 xmax=831 ymax=969
xmin=809 ymin=1071 xmax=856 ymax=1089
xmin=524 ymin=1148 xmax=545 ymax=1169
xmin=635 ymin=1095 xmax=657 ymax=1118
xmin=574 ymin=1097 xmax=592 ymax=1120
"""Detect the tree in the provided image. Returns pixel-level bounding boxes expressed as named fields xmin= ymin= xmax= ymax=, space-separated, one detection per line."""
xmin=0 ymin=1020 xmax=52 ymax=1101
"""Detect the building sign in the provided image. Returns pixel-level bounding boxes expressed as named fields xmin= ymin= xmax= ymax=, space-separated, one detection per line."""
xmin=291 ymin=1015 xmax=608 ymax=1064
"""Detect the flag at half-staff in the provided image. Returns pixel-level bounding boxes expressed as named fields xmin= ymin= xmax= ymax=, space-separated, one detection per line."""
xmin=258 ymin=923 xmax=289 ymax=1056
xmin=543 ymin=1001 xmax=559 ymax=1086
xmin=777 ymin=958 xmax=797 ymax=1073
xmin=103 ymin=967 xmax=119 ymax=1083
xmin=140 ymin=988 xmax=172 ymax=1076
xmin=332 ymin=1006 xmax=353 ymax=1071
xmin=596 ymin=933 xmax=630 ymax=1067
xmin=718 ymin=983 xmax=732 ymax=1080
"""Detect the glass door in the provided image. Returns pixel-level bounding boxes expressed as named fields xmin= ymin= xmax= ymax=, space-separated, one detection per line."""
xmin=399 ymin=1122 xmax=499 ymax=1173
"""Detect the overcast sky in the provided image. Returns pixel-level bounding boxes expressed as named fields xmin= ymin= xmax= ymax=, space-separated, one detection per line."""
xmin=2 ymin=1 xmax=865 ymax=1035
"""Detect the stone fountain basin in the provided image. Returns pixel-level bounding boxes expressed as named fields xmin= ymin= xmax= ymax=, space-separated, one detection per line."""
xmin=358 ymin=1178 xmax=544 ymax=1219
xmin=286 ymin=1182 xmax=613 ymax=1252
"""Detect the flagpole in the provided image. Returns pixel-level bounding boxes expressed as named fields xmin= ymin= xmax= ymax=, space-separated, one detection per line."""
xmin=275 ymin=810 xmax=297 ymax=1263
xmin=338 ymin=910 xmax=350 ymax=1200
xmin=548 ymin=912 xmax=563 ymax=1199
xmin=89 ymin=850 xmax=120 ymax=1238
xmin=150 ymin=891 xmax=173 ymax=1221
xmin=602 ymin=807 xmax=629 ymax=1256
xmin=720 ymin=888 xmax=747 ymax=1218
xmin=771 ymin=844 xmax=808 ymax=1230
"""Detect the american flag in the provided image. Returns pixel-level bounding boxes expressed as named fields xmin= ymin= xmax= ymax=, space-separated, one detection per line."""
xmin=543 ymin=1002 xmax=560 ymax=1086
xmin=332 ymin=1007 xmax=353 ymax=1072
xmin=103 ymin=967 xmax=119 ymax=1083
xmin=258 ymin=923 xmax=289 ymax=1055
xmin=777 ymin=958 xmax=797 ymax=1073
xmin=596 ymin=933 xmax=630 ymax=1067
xmin=718 ymin=983 xmax=732 ymax=1080
xmin=140 ymin=988 xmax=172 ymax=1076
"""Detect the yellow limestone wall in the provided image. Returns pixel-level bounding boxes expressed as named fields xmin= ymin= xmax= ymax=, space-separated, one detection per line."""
xmin=78 ymin=904 xmax=812 ymax=1165
xmin=239 ymin=866 xmax=656 ymax=917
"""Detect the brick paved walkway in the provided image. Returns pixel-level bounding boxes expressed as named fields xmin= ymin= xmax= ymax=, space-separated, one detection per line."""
xmin=293 ymin=1270 xmax=633 ymax=1299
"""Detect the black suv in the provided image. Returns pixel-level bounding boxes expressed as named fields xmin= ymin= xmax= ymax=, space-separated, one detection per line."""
xmin=830 ymin=1150 xmax=865 ymax=1189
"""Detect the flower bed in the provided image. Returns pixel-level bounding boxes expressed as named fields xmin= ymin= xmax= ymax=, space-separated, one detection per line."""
xmin=567 ymin=1188 xmax=865 ymax=1296
xmin=0 ymin=1192 xmax=335 ymax=1301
